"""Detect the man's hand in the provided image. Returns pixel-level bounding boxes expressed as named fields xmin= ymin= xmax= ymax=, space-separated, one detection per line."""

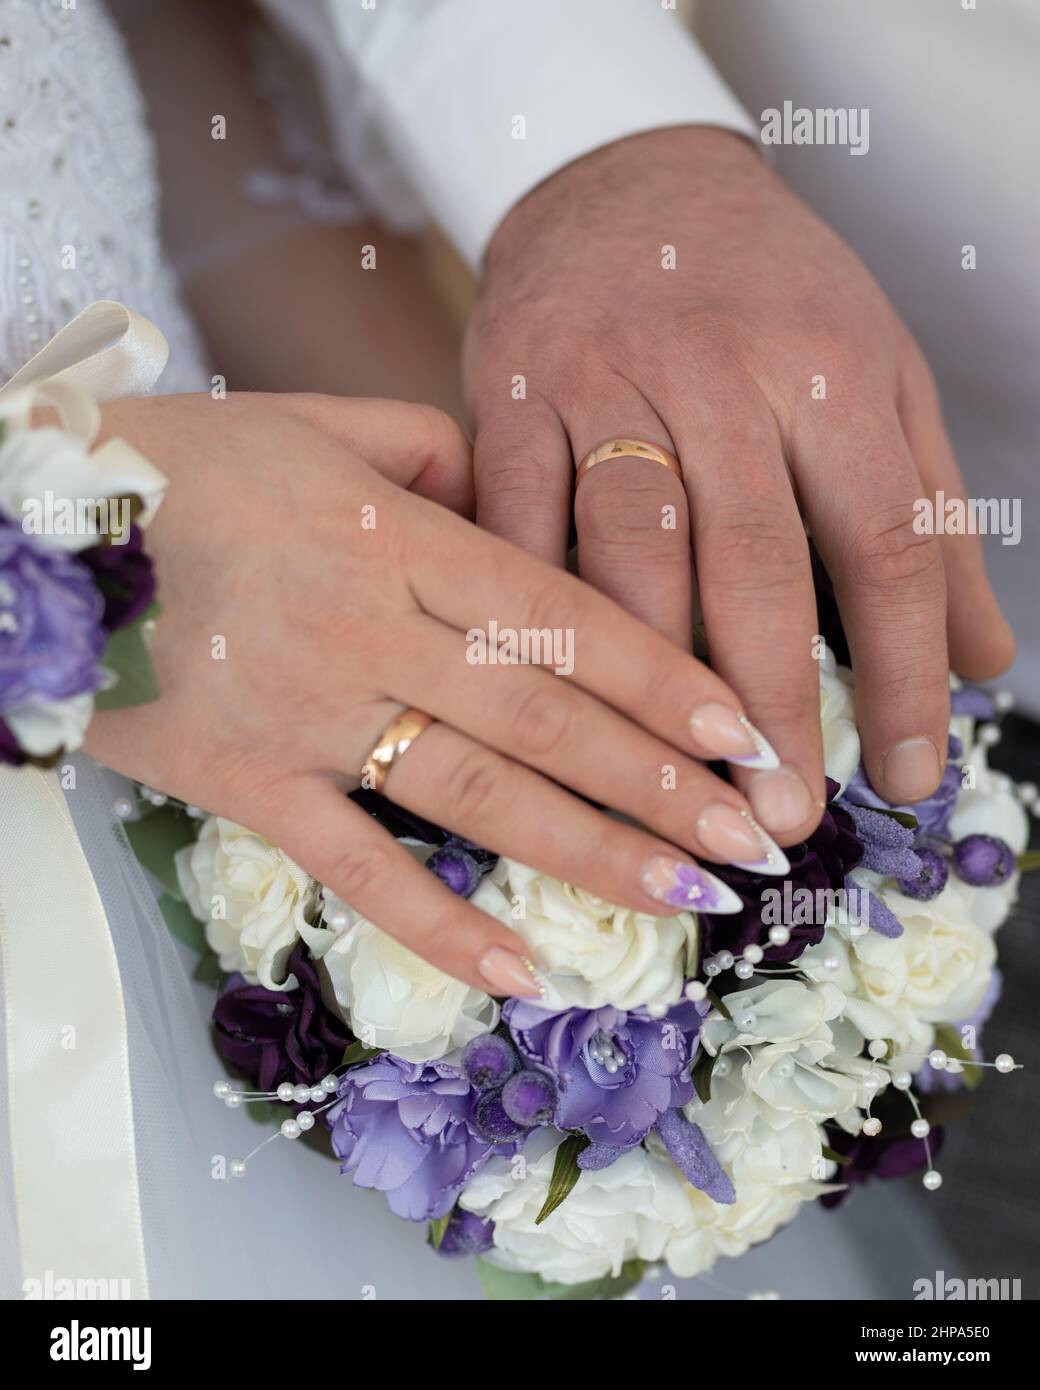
xmin=465 ymin=126 xmax=1014 ymax=839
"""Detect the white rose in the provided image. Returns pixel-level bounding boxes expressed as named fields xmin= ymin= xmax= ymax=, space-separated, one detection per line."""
xmin=0 ymin=426 xmax=139 ymax=552
xmin=802 ymin=876 xmax=996 ymax=1034
xmin=664 ymin=1176 xmax=816 ymax=1279
xmin=479 ymin=858 xmax=697 ymax=1012
xmin=799 ymin=930 xmax=933 ymax=1056
xmin=819 ymin=651 xmax=860 ymax=793
xmin=701 ymin=979 xmax=877 ymax=1124
xmin=300 ymin=870 xmax=498 ymax=1063
xmin=3 ymin=691 xmax=94 ymax=757
xmin=460 ymin=1129 xmax=692 ymax=1285
xmin=175 ymin=816 xmax=312 ymax=990
xmin=686 ymin=1069 xmax=829 ymax=1190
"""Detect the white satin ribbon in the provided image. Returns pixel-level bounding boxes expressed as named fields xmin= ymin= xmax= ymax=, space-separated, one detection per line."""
xmin=0 ymin=300 xmax=169 ymax=1299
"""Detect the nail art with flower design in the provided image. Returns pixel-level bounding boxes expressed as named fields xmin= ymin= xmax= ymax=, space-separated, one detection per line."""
xmin=641 ymin=855 xmax=743 ymax=914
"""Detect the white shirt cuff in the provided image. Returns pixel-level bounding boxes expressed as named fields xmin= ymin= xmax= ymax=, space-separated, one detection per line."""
xmin=269 ymin=0 xmax=758 ymax=270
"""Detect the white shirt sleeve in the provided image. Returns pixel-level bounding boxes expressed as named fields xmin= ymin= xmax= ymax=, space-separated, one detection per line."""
xmin=258 ymin=0 xmax=758 ymax=269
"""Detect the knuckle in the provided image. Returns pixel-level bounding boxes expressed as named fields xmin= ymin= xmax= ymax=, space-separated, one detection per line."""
xmin=850 ymin=502 xmax=944 ymax=591
xmin=413 ymin=404 xmax=469 ymax=473
xmin=445 ymin=747 xmax=504 ymax=824
xmin=524 ymin=575 xmax=579 ymax=636
xmin=326 ymin=843 xmax=393 ymax=909
xmin=705 ymin=510 xmax=809 ymax=595
xmin=508 ymin=682 xmax=575 ymax=759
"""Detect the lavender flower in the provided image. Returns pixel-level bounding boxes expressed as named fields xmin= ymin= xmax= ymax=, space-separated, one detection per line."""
xmin=504 ymin=998 xmax=702 ymax=1151
xmin=326 ymin=1054 xmax=516 ymax=1222
xmin=0 ymin=521 xmax=105 ymax=711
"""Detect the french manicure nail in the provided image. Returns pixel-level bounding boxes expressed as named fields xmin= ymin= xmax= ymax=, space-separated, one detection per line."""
xmin=696 ymin=804 xmax=791 ymax=875
xmin=479 ymin=947 xmax=545 ymax=998
xmin=689 ymin=701 xmax=780 ymax=770
xmin=641 ymin=854 xmax=744 ymax=915
xmin=879 ymin=737 xmax=942 ymax=804
xmin=747 ymin=767 xmax=815 ymax=834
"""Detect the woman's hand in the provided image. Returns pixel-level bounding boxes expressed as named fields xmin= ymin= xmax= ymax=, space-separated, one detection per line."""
xmin=87 ymin=391 xmax=794 ymax=994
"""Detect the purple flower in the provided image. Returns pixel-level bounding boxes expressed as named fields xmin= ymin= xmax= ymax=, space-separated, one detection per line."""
xmin=703 ymin=782 xmax=863 ymax=963
xmin=212 ymin=942 xmax=353 ymax=1096
xmin=79 ymin=525 xmax=155 ymax=631
xmin=326 ymin=1055 xmax=514 ymax=1222
xmin=0 ymin=521 xmax=105 ymax=711
xmin=504 ymin=998 xmax=702 ymax=1150
xmin=436 ymin=1208 xmax=494 ymax=1257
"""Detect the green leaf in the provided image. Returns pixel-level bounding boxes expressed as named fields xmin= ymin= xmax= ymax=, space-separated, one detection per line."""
xmin=158 ymin=893 xmax=207 ymax=953
xmin=535 ymin=1133 xmax=589 ymax=1225
xmin=192 ymin=952 xmax=224 ymax=988
xmin=93 ymin=608 xmax=161 ymax=711
xmin=475 ymin=1257 xmax=644 ymax=1302
xmin=691 ymin=1047 xmax=714 ymax=1104
xmin=124 ymin=803 xmax=199 ymax=901
xmin=341 ymin=1041 xmax=383 ymax=1068
xmin=705 ymin=988 xmax=732 ymax=1021
xmin=933 ymin=1024 xmax=982 ymax=1091
xmin=428 ymin=1213 xmax=452 ymax=1251
xmin=1016 ymin=851 xmax=1040 ymax=873
xmin=871 ymin=808 xmax=919 ymax=831
xmin=821 ymin=1145 xmax=852 ymax=1166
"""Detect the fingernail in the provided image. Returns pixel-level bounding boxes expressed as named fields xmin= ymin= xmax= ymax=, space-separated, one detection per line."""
xmin=879 ymin=737 xmax=942 ymax=804
xmin=689 ymin=702 xmax=780 ymax=770
xmin=478 ymin=947 xmax=545 ymax=998
xmin=747 ymin=767 xmax=815 ymax=834
xmin=641 ymin=854 xmax=743 ymax=915
xmin=695 ymin=804 xmax=791 ymax=876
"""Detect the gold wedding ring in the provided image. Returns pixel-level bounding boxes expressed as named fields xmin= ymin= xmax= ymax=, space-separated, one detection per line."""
xmin=574 ymin=438 xmax=683 ymax=484
xmin=362 ymin=708 xmax=434 ymax=792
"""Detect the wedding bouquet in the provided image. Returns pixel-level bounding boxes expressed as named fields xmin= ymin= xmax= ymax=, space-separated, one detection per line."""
xmin=130 ymin=603 xmax=1035 ymax=1301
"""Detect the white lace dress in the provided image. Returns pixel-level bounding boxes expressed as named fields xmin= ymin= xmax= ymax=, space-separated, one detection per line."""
xmin=0 ymin=0 xmax=951 ymax=1301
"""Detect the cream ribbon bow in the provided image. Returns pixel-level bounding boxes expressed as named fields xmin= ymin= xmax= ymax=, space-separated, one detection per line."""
xmin=0 ymin=300 xmax=169 ymax=1299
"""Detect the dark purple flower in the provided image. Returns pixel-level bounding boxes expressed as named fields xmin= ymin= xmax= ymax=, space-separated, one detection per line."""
xmin=436 ymin=1208 xmax=495 ymax=1257
xmin=504 ymin=998 xmax=702 ymax=1150
xmin=326 ymin=1054 xmax=516 ymax=1222
xmin=212 ymin=942 xmax=353 ymax=1095
xmin=0 ymin=521 xmax=105 ymax=710
xmin=79 ymin=525 xmax=155 ymax=631
xmin=703 ymin=782 xmax=863 ymax=963
xmin=952 ymin=834 xmax=1015 ymax=887
xmin=820 ymin=1127 xmax=942 ymax=1208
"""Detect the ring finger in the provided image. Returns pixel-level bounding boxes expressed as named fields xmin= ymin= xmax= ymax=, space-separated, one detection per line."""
xmin=568 ymin=390 xmax=694 ymax=647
